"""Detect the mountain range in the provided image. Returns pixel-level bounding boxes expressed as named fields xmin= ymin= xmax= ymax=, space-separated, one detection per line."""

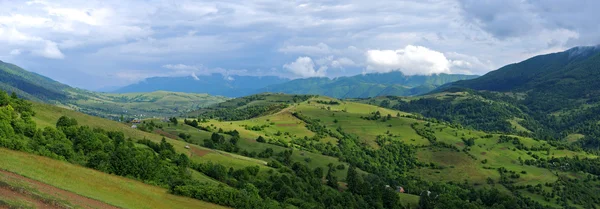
xmin=115 ymin=71 xmax=478 ymax=98
xmin=113 ymin=74 xmax=290 ymax=97
xmin=258 ymin=72 xmax=478 ymax=98
xmin=0 ymin=61 xmax=226 ymax=119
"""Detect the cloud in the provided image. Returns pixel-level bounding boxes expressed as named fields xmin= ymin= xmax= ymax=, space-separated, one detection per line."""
xmin=190 ymin=72 xmax=200 ymax=80
xmin=0 ymin=0 xmax=598 ymax=89
xmin=445 ymin=52 xmax=492 ymax=75
xmin=33 ymin=41 xmax=64 ymax=59
xmin=279 ymin=43 xmax=333 ymax=55
xmin=283 ymin=57 xmax=327 ymax=77
xmin=9 ymin=49 xmax=22 ymax=55
xmin=331 ymin=57 xmax=356 ymax=69
xmin=365 ymin=45 xmax=451 ymax=75
xmin=163 ymin=64 xmax=200 ymax=71
xmin=315 ymin=56 xmax=357 ymax=69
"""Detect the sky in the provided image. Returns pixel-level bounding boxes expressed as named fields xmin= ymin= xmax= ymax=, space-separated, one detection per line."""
xmin=0 ymin=0 xmax=598 ymax=90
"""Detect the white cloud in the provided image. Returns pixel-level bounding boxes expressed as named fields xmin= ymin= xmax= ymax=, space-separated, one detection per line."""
xmin=283 ymin=57 xmax=327 ymax=77
xmin=0 ymin=14 xmax=50 ymax=27
xmin=315 ymin=56 xmax=356 ymax=69
xmin=279 ymin=43 xmax=333 ymax=55
xmin=445 ymin=52 xmax=493 ymax=75
xmin=365 ymin=45 xmax=451 ymax=75
xmin=190 ymin=72 xmax=200 ymax=80
xmin=331 ymin=57 xmax=356 ymax=68
xmin=33 ymin=41 xmax=65 ymax=59
xmin=9 ymin=49 xmax=22 ymax=55
xmin=163 ymin=64 xmax=200 ymax=71
xmin=0 ymin=0 xmax=597 ymax=89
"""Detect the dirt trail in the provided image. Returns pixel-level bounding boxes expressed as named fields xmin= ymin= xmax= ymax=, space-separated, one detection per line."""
xmin=0 ymin=186 xmax=65 ymax=209
xmin=0 ymin=170 xmax=120 ymax=209
xmin=190 ymin=147 xmax=213 ymax=157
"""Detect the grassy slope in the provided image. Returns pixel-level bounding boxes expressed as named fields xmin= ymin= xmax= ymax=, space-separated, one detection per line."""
xmin=32 ymin=101 xmax=271 ymax=181
xmin=27 ymin=93 xmax=599 ymax=208
xmin=197 ymin=95 xmax=600 ymax=204
xmin=0 ymin=148 xmax=227 ymax=209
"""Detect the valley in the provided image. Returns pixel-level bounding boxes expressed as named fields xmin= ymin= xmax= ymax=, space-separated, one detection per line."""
xmin=1 ymin=47 xmax=600 ymax=208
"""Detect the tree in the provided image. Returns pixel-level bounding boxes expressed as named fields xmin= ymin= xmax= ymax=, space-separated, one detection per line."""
xmin=256 ymin=136 xmax=266 ymax=143
xmin=170 ymin=117 xmax=178 ymax=125
xmin=326 ymin=165 xmax=338 ymax=189
xmin=56 ymin=116 xmax=78 ymax=128
xmin=347 ymin=165 xmax=362 ymax=194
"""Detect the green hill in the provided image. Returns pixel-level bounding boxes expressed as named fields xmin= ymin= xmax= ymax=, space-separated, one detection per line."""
xmin=258 ymin=71 xmax=478 ymax=98
xmin=179 ymin=94 xmax=600 ymax=208
xmin=3 ymin=88 xmax=600 ymax=208
xmin=363 ymin=46 xmax=600 ymax=153
xmin=0 ymin=60 xmax=227 ymax=119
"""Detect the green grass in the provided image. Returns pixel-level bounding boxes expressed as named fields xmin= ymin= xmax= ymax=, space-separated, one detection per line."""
xmin=32 ymin=102 xmax=272 ymax=183
xmin=565 ymin=134 xmax=585 ymax=143
xmin=508 ymin=118 xmax=531 ymax=133
xmin=398 ymin=193 xmax=420 ymax=209
xmin=0 ymin=148 xmax=228 ymax=209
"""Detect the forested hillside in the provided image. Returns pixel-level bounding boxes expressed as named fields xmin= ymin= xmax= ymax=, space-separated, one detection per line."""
xmin=364 ymin=46 xmax=600 ymax=153
xmin=0 ymin=60 xmax=227 ymax=119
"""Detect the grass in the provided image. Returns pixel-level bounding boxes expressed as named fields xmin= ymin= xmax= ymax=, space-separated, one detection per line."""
xmin=32 ymin=102 xmax=272 ymax=184
xmin=27 ymin=93 xmax=600 ymax=208
xmin=565 ymin=134 xmax=585 ymax=143
xmin=508 ymin=118 xmax=531 ymax=133
xmin=0 ymin=148 xmax=228 ymax=209
xmin=398 ymin=193 xmax=420 ymax=209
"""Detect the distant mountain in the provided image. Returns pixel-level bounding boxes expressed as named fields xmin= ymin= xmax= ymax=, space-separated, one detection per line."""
xmin=258 ymin=71 xmax=479 ymax=98
xmin=447 ymin=45 xmax=600 ymax=93
xmin=114 ymin=74 xmax=290 ymax=97
xmin=0 ymin=60 xmax=226 ymax=119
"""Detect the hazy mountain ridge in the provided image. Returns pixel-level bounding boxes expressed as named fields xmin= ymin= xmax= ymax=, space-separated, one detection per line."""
xmin=258 ymin=71 xmax=479 ymax=98
xmin=0 ymin=61 xmax=227 ymax=119
xmin=114 ymin=74 xmax=290 ymax=97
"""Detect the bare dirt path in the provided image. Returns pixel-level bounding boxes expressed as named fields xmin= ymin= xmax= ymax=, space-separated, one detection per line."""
xmin=0 ymin=170 xmax=120 ymax=209
xmin=0 ymin=186 xmax=63 ymax=209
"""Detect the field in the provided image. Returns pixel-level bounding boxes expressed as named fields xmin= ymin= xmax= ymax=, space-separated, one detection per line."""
xmin=69 ymin=91 xmax=228 ymax=119
xmin=175 ymin=95 xmax=599 ymax=196
xmin=0 ymin=148 xmax=228 ymax=209
xmin=15 ymin=93 xmax=600 ymax=208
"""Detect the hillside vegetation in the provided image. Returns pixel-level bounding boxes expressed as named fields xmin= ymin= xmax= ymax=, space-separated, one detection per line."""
xmin=166 ymin=94 xmax=600 ymax=208
xmin=363 ymin=46 xmax=600 ymax=154
xmin=0 ymin=60 xmax=227 ymax=119
xmin=2 ymin=88 xmax=600 ymax=208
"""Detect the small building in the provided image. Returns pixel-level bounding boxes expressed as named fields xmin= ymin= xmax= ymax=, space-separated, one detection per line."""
xmin=132 ymin=118 xmax=141 ymax=124
xmin=131 ymin=125 xmax=137 ymax=129
xmin=396 ymin=186 xmax=405 ymax=193
xmin=184 ymin=145 xmax=190 ymax=149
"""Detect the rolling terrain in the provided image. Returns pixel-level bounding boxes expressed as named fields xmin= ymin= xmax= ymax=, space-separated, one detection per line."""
xmin=0 ymin=60 xmax=227 ymax=119
xmin=177 ymin=94 xmax=597 ymax=208
xmin=360 ymin=46 xmax=600 ymax=153
xmin=1 ymin=86 xmax=600 ymax=208
xmin=2 ymin=46 xmax=600 ymax=208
